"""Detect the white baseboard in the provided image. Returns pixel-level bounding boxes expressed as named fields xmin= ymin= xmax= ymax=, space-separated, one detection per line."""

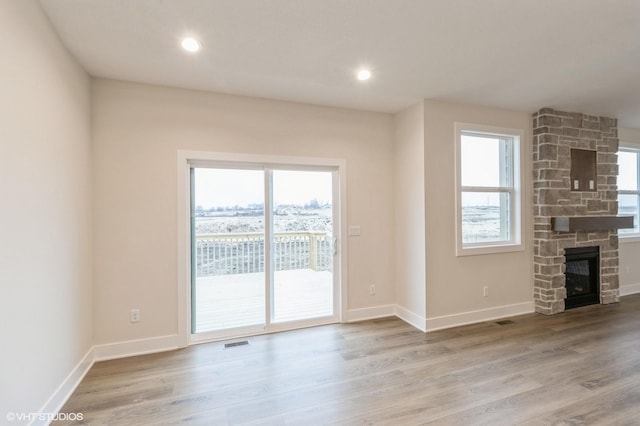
xmin=395 ymin=305 xmax=427 ymax=332
xmin=93 ymin=334 xmax=179 ymax=361
xmin=31 ymin=335 xmax=179 ymax=425
xmin=31 ymin=347 xmax=95 ymax=426
xmin=425 ymin=301 xmax=535 ymax=332
xmin=620 ymin=283 xmax=640 ymax=296
xmin=35 ymin=302 xmax=540 ymax=424
xmin=346 ymin=304 xmax=395 ymax=322
xmin=348 ymin=302 xmax=535 ymax=334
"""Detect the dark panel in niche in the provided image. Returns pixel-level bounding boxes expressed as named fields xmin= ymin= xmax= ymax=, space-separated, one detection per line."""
xmin=570 ymin=149 xmax=597 ymax=192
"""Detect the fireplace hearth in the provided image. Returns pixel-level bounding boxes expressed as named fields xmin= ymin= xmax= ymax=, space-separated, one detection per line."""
xmin=564 ymin=246 xmax=599 ymax=309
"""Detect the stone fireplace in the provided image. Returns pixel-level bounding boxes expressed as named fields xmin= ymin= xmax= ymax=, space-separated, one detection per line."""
xmin=533 ymin=108 xmax=622 ymax=315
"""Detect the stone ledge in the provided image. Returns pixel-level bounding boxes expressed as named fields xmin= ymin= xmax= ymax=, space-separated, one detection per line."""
xmin=551 ymin=216 xmax=634 ymax=232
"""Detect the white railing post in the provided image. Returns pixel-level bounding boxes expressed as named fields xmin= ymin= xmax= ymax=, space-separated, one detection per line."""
xmin=309 ymin=233 xmax=317 ymax=271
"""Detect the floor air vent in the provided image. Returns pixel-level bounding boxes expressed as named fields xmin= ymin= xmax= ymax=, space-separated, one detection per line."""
xmin=495 ymin=320 xmax=514 ymax=325
xmin=224 ymin=340 xmax=249 ymax=349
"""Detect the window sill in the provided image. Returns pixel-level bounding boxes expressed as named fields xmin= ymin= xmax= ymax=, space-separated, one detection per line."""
xmin=456 ymin=242 xmax=524 ymax=257
xmin=619 ymin=235 xmax=640 ymax=244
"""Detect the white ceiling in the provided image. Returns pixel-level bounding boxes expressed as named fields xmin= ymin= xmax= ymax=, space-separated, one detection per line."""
xmin=39 ymin=0 xmax=640 ymax=127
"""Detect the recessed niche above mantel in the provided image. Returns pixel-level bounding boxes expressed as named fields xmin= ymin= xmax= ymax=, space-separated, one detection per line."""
xmin=570 ymin=148 xmax=597 ymax=191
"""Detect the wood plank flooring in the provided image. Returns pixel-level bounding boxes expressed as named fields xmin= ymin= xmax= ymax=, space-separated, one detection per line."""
xmin=54 ymin=295 xmax=640 ymax=425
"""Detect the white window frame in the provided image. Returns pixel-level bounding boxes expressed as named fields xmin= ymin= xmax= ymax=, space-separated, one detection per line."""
xmin=618 ymin=146 xmax=640 ymax=243
xmin=455 ymin=123 xmax=524 ymax=256
xmin=176 ymin=150 xmax=348 ymax=347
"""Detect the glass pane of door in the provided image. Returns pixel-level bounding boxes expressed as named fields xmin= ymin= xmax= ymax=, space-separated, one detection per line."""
xmin=191 ymin=168 xmax=265 ymax=333
xmin=272 ymin=170 xmax=334 ymax=323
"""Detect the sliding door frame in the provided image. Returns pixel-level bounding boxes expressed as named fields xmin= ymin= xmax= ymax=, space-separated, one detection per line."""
xmin=177 ymin=150 xmax=347 ymax=347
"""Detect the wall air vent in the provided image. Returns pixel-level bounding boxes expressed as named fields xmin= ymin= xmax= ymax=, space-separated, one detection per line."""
xmin=224 ymin=340 xmax=249 ymax=349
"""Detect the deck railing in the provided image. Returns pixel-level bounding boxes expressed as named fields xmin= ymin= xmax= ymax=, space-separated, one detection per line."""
xmin=195 ymin=231 xmax=333 ymax=276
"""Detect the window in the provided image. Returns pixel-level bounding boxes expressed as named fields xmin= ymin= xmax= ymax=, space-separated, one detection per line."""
xmin=455 ymin=123 xmax=523 ymax=256
xmin=617 ymin=147 xmax=640 ymax=236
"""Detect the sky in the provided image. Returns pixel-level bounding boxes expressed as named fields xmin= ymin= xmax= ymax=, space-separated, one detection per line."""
xmin=194 ymin=168 xmax=332 ymax=208
xmin=618 ymin=151 xmax=637 ymax=191
xmin=461 ymin=134 xmax=502 ymax=188
xmin=461 ymin=134 xmax=506 ymax=207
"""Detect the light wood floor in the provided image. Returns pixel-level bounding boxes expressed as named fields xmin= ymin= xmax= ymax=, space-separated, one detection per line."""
xmin=55 ymin=295 xmax=640 ymax=425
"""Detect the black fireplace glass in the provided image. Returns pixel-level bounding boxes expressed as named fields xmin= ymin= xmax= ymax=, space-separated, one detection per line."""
xmin=564 ymin=246 xmax=599 ymax=309
xmin=565 ymin=259 xmax=593 ymax=297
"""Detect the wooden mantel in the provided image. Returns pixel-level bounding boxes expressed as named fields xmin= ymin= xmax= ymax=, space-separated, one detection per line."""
xmin=551 ymin=216 xmax=634 ymax=232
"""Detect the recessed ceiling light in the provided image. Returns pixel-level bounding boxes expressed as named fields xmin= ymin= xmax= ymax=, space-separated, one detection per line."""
xmin=357 ymin=69 xmax=372 ymax=81
xmin=181 ymin=37 xmax=201 ymax=53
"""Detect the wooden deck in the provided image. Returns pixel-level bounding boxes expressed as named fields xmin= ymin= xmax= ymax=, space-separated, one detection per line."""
xmin=194 ymin=269 xmax=333 ymax=333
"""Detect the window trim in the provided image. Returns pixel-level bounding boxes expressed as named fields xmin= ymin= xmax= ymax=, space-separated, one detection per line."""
xmin=455 ymin=123 xmax=524 ymax=256
xmin=618 ymin=146 xmax=640 ymax=241
xmin=176 ymin=150 xmax=348 ymax=347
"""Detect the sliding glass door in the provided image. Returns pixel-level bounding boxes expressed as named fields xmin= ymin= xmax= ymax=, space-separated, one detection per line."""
xmin=191 ymin=165 xmax=337 ymax=338
xmin=272 ymin=170 xmax=334 ymax=323
xmin=191 ymin=168 xmax=266 ymax=333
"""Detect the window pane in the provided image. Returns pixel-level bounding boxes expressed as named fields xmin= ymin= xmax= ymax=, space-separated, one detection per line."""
xmin=192 ymin=168 xmax=266 ymax=333
xmin=461 ymin=134 xmax=511 ymax=187
xmin=461 ymin=192 xmax=510 ymax=244
xmin=618 ymin=193 xmax=639 ymax=234
xmin=618 ymin=151 xmax=638 ymax=191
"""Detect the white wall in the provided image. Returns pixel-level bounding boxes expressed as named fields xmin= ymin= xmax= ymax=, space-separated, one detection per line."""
xmin=91 ymin=79 xmax=395 ymax=344
xmin=393 ymin=103 xmax=426 ymax=324
xmin=423 ymin=101 xmax=534 ymax=327
xmin=618 ymin=127 xmax=640 ymax=295
xmin=0 ymin=0 xmax=93 ymax=419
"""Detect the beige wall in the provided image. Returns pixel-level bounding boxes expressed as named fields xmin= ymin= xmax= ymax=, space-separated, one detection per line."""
xmin=423 ymin=101 xmax=533 ymax=319
xmin=618 ymin=127 xmax=640 ymax=293
xmin=393 ymin=102 xmax=426 ymax=319
xmin=3 ymin=0 xmax=633 ymax=413
xmin=0 ymin=0 xmax=92 ymax=417
xmin=92 ymin=79 xmax=395 ymax=344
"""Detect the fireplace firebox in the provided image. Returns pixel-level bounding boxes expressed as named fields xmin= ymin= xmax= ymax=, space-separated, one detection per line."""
xmin=564 ymin=246 xmax=600 ymax=309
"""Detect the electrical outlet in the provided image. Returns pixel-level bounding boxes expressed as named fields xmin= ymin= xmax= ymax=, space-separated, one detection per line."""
xmin=483 ymin=286 xmax=489 ymax=297
xmin=130 ymin=309 xmax=140 ymax=323
xmin=370 ymin=285 xmax=376 ymax=295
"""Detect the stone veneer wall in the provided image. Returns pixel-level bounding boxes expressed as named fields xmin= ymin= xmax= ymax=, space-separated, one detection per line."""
xmin=533 ymin=108 xmax=619 ymax=315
